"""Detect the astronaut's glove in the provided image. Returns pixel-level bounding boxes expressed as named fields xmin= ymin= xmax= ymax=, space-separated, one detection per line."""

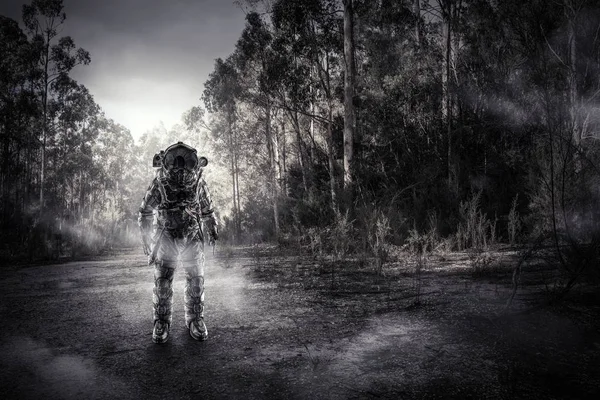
xmin=139 ymin=218 xmax=153 ymax=255
xmin=209 ymin=225 xmax=219 ymax=243
xmin=142 ymin=239 xmax=151 ymax=256
xmin=204 ymin=217 xmax=218 ymax=243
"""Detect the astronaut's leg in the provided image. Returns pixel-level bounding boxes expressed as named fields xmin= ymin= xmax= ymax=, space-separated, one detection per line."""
xmin=152 ymin=231 xmax=177 ymax=344
xmin=181 ymin=237 xmax=208 ymax=341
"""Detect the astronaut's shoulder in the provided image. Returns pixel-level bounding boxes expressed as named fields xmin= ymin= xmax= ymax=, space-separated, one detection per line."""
xmin=154 ymin=169 xmax=169 ymax=183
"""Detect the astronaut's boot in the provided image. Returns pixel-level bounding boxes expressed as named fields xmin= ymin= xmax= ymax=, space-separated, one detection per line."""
xmin=184 ymin=266 xmax=208 ymax=341
xmin=152 ymin=264 xmax=174 ymax=344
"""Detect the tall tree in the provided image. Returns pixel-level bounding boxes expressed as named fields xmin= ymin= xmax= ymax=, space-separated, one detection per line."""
xmin=234 ymin=11 xmax=283 ymax=239
xmin=271 ymin=0 xmax=344 ymax=213
xmin=203 ymin=57 xmax=243 ymax=241
xmin=342 ymin=0 xmax=356 ymax=211
xmin=22 ymin=0 xmax=90 ymax=213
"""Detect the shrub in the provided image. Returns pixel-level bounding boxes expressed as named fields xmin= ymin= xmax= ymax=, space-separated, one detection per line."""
xmin=326 ymin=210 xmax=353 ymax=261
xmin=364 ymin=209 xmax=391 ymax=275
xmin=455 ymin=191 xmax=496 ymax=251
xmin=508 ymin=194 xmax=521 ymax=245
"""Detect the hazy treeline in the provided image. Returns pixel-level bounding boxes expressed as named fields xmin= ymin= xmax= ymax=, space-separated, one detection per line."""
xmin=0 ymin=1 xmax=140 ymax=258
xmin=0 ymin=0 xmax=209 ymax=258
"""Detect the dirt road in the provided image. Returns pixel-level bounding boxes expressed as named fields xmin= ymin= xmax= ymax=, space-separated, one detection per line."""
xmin=1 ymin=247 xmax=599 ymax=399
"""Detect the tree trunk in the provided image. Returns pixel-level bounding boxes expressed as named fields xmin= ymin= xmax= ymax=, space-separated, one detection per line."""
xmin=273 ymin=120 xmax=281 ymax=237
xmin=1 ymin=113 xmax=10 ymax=227
xmin=265 ymin=100 xmax=280 ymax=240
xmin=451 ymin=0 xmax=461 ymax=192
xmin=40 ymin=24 xmax=54 ymax=215
xmin=309 ymin=65 xmax=317 ymax=168
xmin=413 ymin=0 xmax=421 ymax=45
xmin=78 ymin=172 xmax=84 ymax=222
xmin=327 ymin=103 xmax=338 ymax=213
xmin=228 ymin=112 xmax=238 ymax=243
xmin=566 ymin=2 xmax=579 ymax=147
xmin=294 ymin=115 xmax=309 ymax=195
xmin=281 ymin=120 xmax=287 ymax=194
xmin=234 ymin=141 xmax=242 ymax=238
xmin=442 ymin=6 xmax=453 ymax=188
xmin=325 ymin=52 xmax=338 ymax=213
xmin=343 ymin=0 xmax=356 ymax=211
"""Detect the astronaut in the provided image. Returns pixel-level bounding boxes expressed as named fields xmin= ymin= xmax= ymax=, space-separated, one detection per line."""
xmin=138 ymin=142 xmax=218 ymax=344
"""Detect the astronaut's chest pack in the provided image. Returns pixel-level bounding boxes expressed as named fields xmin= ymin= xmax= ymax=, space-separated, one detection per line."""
xmin=160 ymin=180 xmax=197 ymax=207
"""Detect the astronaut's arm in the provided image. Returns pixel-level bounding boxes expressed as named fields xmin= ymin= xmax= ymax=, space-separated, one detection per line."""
xmin=197 ymin=179 xmax=218 ymax=241
xmin=138 ymin=179 xmax=161 ymax=254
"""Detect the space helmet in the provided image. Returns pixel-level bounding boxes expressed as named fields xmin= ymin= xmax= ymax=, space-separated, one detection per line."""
xmin=153 ymin=142 xmax=208 ymax=184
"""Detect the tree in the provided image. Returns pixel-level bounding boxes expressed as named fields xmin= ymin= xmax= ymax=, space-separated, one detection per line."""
xmin=271 ymin=0 xmax=344 ymax=214
xmin=203 ymin=57 xmax=243 ymax=242
xmin=0 ymin=16 xmax=36 ymax=229
xmin=22 ymin=0 xmax=90 ymax=213
xmin=342 ymin=0 xmax=356 ymax=211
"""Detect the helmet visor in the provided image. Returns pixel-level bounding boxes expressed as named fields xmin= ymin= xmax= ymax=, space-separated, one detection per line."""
xmin=163 ymin=144 xmax=198 ymax=171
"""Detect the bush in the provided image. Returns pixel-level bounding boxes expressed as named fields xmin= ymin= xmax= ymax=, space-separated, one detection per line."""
xmin=455 ymin=191 xmax=496 ymax=251
xmin=508 ymin=194 xmax=521 ymax=245
xmin=325 ymin=210 xmax=353 ymax=261
xmin=361 ymin=208 xmax=391 ymax=275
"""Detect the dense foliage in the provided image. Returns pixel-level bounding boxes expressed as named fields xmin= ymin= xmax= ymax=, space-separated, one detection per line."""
xmin=2 ymin=0 xmax=600 ymax=273
xmin=203 ymin=0 xmax=600 ymax=249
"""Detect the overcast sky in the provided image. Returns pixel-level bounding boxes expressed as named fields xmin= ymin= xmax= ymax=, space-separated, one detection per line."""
xmin=0 ymin=0 xmax=247 ymax=141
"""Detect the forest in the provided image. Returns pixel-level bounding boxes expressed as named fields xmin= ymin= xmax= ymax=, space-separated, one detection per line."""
xmin=1 ymin=0 xmax=600 ymax=292
xmin=2 ymin=1 xmax=600 ymax=397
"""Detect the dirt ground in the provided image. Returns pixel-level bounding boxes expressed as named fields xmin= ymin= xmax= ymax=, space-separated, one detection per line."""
xmin=1 ymin=245 xmax=599 ymax=399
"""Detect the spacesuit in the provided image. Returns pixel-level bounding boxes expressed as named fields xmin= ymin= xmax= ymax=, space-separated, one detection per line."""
xmin=138 ymin=142 xmax=218 ymax=344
